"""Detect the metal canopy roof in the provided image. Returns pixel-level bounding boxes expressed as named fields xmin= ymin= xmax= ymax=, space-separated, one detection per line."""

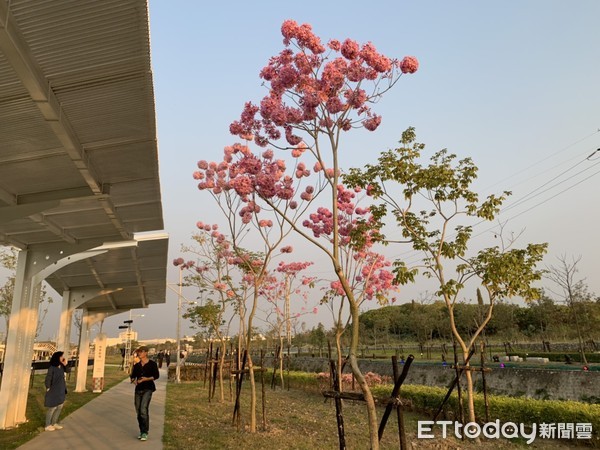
xmin=0 ymin=0 xmax=167 ymax=310
xmin=45 ymin=232 xmax=169 ymax=312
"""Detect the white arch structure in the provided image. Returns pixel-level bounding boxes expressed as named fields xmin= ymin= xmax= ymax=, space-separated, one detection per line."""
xmin=0 ymin=1 xmax=167 ymax=429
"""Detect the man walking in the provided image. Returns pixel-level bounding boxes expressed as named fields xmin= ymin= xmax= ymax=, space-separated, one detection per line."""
xmin=130 ymin=346 xmax=159 ymax=441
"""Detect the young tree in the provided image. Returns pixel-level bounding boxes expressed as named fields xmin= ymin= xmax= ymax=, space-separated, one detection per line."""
xmin=345 ymin=128 xmax=547 ymax=423
xmin=175 ymin=225 xmax=242 ymax=402
xmin=260 ymin=260 xmax=315 ymax=388
xmin=196 ymin=20 xmax=417 ymax=446
xmin=546 ymin=255 xmax=592 ymax=365
xmin=194 ymin=151 xmax=296 ymax=431
xmin=309 ymin=323 xmax=328 ymax=355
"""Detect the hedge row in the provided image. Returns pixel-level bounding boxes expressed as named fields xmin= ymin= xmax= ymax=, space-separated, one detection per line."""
xmin=285 ymin=370 xmax=600 ymax=446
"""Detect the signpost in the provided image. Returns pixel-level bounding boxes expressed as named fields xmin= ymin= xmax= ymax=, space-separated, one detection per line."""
xmin=92 ymin=333 xmax=107 ymax=393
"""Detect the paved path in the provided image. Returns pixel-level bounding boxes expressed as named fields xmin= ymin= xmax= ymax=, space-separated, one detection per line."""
xmin=18 ymin=367 xmax=167 ymax=450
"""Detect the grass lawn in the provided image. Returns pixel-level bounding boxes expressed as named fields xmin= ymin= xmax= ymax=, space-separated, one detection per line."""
xmin=163 ymin=378 xmax=579 ymax=449
xmin=0 ymin=364 xmax=128 ymax=449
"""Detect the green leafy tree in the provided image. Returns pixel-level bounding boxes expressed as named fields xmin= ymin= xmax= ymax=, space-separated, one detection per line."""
xmin=308 ymin=323 xmax=327 ymax=356
xmin=345 ymin=128 xmax=547 ymax=423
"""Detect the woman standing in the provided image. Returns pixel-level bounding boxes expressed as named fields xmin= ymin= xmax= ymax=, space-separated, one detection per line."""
xmin=44 ymin=351 xmax=70 ymax=431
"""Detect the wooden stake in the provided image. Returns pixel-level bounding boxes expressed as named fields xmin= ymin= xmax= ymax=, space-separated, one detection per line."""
xmin=480 ymin=341 xmax=490 ymax=422
xmin=329 ymin=359 xmax=346 ymax=450
xmin=378 ymin=354 xmax=414 ymax=443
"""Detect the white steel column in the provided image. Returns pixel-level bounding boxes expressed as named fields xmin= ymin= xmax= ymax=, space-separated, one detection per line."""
xmin=56 ymin=290 xmax=73 ymax=358
xmin=0 ymin=243 xmax=110 ymax=429
xmin=0 ymin=249 xmax=36 ymax=428
xmin=75 ymin=309 xmax=92 ymax=392
xmin=75 ymin=310 xmax=110 ymax=392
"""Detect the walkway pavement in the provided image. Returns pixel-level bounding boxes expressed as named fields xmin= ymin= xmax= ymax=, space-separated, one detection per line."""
xmin=18 ymin=367 xmax=167 ymax=450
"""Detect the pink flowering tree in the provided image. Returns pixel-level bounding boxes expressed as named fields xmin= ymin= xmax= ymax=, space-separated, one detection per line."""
xmin=174 ymin=224 xmax=243 ymax=402
xmin=195 ymin=20 xmax=417 ymax=446
xmin=305 ymin=185 xmax=399 ymax=386
xmin=191 ymin=157 xmax=299 ymax=431
xmin=259 ymin=260 xmax=316 ymax=388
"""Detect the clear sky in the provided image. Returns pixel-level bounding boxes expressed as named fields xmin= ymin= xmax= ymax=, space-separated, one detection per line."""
xmin=27 ymin=1 xmax=600 ymax=341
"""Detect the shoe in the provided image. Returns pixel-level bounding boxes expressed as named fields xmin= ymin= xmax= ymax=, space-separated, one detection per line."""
xmin=45 ymin=425 xmax=55 ymax=431
xmin=140 ymin=433 xmax=148 ymax=441
xmin=137 ymin=433 xmax=142 ymax=439
xmin=53 ymin=424 xmax=63 ymax=430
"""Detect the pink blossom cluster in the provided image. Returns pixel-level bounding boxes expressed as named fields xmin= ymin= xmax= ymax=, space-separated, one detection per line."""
xmin=195 ymin=144 xmax=301 ymax=222
xmin=229 ymin=20 xmax=418 ymax=146
xmin=195 ymin=137 xmax=335 ymax=228
xmin=359 ymin=252 xmax=396 ymax=300
xmin=276 ymin=260 xmax=313 ymax=275
xmin=399 ymin=56 xmax=419 ymax=74
xmin=302 ymin=276 xmax=317 ymax=286
xmin=326 ymin=251 xmax=397 ymax=303
xmin=213 ymin=282 xmax=227 ymax=291
xmin=302 ymin=184 xmax=377 ymax=246
xmin=227 ymin=251 xmax=264 ymax=274
xmin=196 ymin=221 xmax=228 ymax=246
xmin=294 ymin=183 xmax=398 ymax=302
xmin=172 ymin=258 xmax=194 ymax=269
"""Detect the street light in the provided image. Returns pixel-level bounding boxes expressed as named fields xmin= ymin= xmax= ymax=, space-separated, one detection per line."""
xmin=121 ymin=319 xmax=134 ymax=371
xmin=166 ymin=269 xmax=198 ymax=383
xmin=176 ymin=267 xmax=182 ymax=383
xmin=118 ymin=324 xmax=130 ymax=371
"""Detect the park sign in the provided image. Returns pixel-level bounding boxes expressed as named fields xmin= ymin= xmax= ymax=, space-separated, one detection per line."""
xmin=92 ymin=333 xmax=108 ymax=393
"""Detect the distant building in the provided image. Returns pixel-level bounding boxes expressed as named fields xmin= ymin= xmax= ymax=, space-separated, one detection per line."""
xmin=105 ymin=330 xmax=138 ymax=347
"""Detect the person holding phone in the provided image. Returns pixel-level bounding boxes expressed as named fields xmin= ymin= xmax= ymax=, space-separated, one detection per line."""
xmin=130 ymin=346 xmax=159 ymax=441
xmin=44 ymin=351 xmax=70 ymax=431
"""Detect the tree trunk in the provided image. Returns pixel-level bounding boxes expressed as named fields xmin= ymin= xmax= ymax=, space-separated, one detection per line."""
xmin=335 ymin=328 xmax=344 ymax=392
xmin=348 ymin=302 xmax=379 ymax=450
xmin=219 ymin=340 xmax=225 ymax=402
xmin=463 ymin=353 xmax=476 ymax=424
xmin=248 ymin=356 xmax=256 ymax=432
xmin=279 ymin=336 xmax=285 ymax=389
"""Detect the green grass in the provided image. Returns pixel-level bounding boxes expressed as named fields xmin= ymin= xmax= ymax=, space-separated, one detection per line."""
xmin=164 ymin=379 xmax=427 ymax=450
xmin=163 ymin=371 xmax=578 ymax=449
xmin=0 ymin=365 xmax=128 ymax=449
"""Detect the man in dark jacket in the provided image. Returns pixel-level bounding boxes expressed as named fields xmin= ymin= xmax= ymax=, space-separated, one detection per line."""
xmin=130 ymin=346 xmax=159 ymax=441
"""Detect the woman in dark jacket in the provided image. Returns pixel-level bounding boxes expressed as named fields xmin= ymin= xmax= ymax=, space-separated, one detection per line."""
xmin=44 ymin=351 xmax=70 ymax=431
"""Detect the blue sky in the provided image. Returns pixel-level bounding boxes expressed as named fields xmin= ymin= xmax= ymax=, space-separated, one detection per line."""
xmin=35 ymin=1 xmax=600 ymax=340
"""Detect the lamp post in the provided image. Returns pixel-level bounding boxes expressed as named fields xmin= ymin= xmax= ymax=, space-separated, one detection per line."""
xmin=118 ymin=319 xmax=133 ymax=372
xmin=123 ymin=319 xmax=133 ymax=359
xmin=175 ymin=266 xmax=183 ymax=384
xmin=169 ymin=260 xmax=197 ymax=384
xmin=118 ymin=312 xmax=144 ymax=371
